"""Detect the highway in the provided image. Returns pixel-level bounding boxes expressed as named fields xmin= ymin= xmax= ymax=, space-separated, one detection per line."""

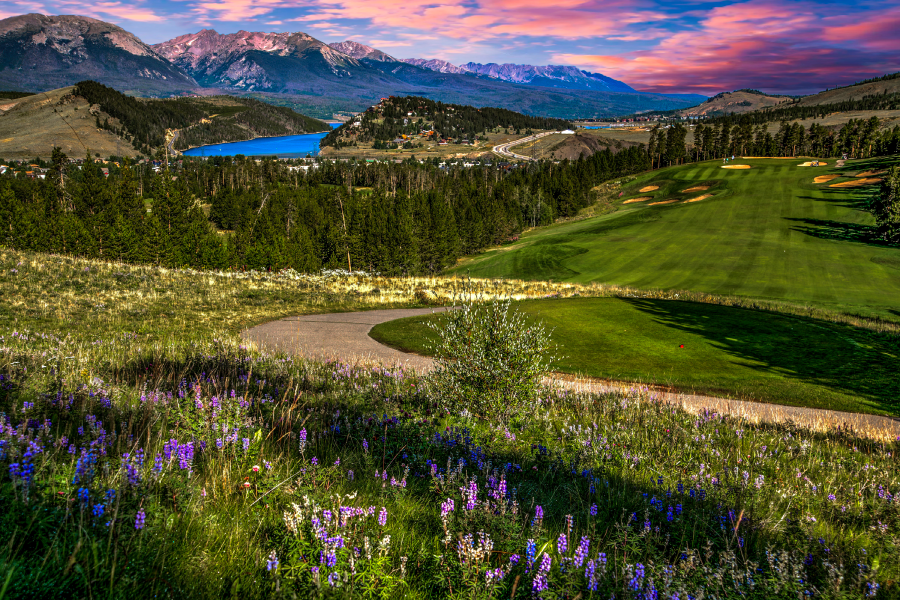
xmin=492 ymin=131 xmax=560 ymax=161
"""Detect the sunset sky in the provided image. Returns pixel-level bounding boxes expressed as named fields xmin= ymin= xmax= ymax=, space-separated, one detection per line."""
xmin=2 ymin=0 xmax=899 ymax=95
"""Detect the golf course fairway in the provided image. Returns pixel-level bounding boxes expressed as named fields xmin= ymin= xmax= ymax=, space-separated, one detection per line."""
xmin=450 ymin=155 xmax=900 ymax=319
xmin=370 ymin=297 xmax=900 ymax=416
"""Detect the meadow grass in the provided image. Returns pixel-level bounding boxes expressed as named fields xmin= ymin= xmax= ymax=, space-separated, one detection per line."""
xmin=451 ymin=155 xmax=900 ymax=321
xmin=1 ymin=249 xmax=899 ymax=599
xmin=369 ymin=297 xmax=900 ymax=416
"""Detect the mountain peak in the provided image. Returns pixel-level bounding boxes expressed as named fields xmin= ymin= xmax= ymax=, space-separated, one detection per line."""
xmin=0 ymin=13 xmax=196 ymax=90
xmin=328 ymin=40 xmax=397 ymax=62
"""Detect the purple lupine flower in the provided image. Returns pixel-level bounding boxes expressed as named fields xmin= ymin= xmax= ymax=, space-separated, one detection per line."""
xmin=440 ymin=498 xmax=455 ymax=516
xmin=135 ymin=508 xmax=146 ymax=530
xmin=93 ymin=504 xmax=105 ymax=518
xmin=590 ymin=503 xmax=598 ymax=516
xmin=533 ymin=505 xmax=544 ymax=526
xmin=532 ymin=553 xmax=552 ymax=593
xmin=585 ymin=559 xmax=598 ymax=591
xmin=526 ymin=539 xmax=536 ymax=572
xmin=298 ymin=428 xmax=307 ymax=454
xmin=242 ymin=438 xmax=250 ymax=452
xmin=362 ymin=438 xmax=369 ymax=453
xmin=509 ymin=554 xmax=520 ymax=565
xmin=77 ymin=487 xmax=90 ymax=504
xmin=629 ymin=563 xmax=645 ymax=592
xmin=378 ymin=507 xmax=387 ymax=527
xmin=557 ymin=533 xmax=568 ymax=554
xmin=574 ymin=537 xmax=590 ymax=567
xmin=311 ymin=457 xmax=318 ymax=466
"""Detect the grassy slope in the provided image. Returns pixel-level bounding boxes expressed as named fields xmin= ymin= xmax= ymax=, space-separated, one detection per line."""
xmin=370 ymin=297 xmax=900 ymax=416
xmin=2 ymin=250 xmax=899 ymax=598
xmin=451 ymin=156 xmax=900 ymax=319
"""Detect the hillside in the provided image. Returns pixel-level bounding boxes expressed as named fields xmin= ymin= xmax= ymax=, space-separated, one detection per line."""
xmin=679 ymin=89 xmax=793 ymax=117
xmin=796 ymin=73 xmax=900 ymax=107
xmin=0 ymin=86 xmax=138 ymax=160
xmin=0 ymin=81 xmax=328 ymax=159
xmin=321 ymin=96 xmax=571 ymax=148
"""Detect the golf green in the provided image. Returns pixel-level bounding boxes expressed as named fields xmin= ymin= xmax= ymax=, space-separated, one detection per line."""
xmin=370 ymin=297 xmax=900 ymax=416
xmin=450 ymin=156 xmax=900 ymax=320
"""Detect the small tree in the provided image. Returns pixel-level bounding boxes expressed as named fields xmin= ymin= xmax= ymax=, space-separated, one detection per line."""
xmin=427 ymin=298 xmax=557 ymax=423
xmin=873 ymin=166 xmax=900 ymax=244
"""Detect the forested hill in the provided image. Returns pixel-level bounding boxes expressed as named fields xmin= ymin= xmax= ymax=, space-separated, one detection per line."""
xmin=72 ymin=81 xmax=329 ymax=156
xmin=322 ymin=96 xmax=571 ymax=147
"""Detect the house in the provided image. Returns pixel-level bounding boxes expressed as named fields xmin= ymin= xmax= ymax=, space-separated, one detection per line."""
xmin=100 ymin=168 xmax=110 ymax=177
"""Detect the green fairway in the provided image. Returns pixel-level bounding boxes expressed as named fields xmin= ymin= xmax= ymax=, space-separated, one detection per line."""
xmin=370 ymin=297 xmax=900 ymax=416
xmin=451 ymin=156 xmax=900 ymax=319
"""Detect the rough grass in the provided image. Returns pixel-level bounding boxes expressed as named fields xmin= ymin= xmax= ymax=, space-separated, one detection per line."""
xmin=451 ymin=155 xmax=900 ymax=320
xmin=1 ymin=249 xmax=899 ymax=598
xmin=370 ymin=297 xmax=900 ymax=416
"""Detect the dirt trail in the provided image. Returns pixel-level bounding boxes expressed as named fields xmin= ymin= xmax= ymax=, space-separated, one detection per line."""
xmin=244 ymin=309 xmax=900 ymax=440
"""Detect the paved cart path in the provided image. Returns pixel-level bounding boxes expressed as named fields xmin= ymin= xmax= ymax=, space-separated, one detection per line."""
xmin=244 ymin=308 xmax=900 ymax=439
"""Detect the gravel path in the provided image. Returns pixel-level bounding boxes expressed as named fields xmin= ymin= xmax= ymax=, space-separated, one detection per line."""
xmin=244 ymin=309 xmax=900 ymax=439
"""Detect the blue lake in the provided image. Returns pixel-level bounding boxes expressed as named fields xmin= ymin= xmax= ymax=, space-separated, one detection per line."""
xmin=183 ymin=123 xmax=340 ymax=158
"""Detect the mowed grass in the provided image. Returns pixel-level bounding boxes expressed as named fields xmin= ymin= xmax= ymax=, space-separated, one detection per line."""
xmin=370 ymin=297 xmax=900 ymax=416
xmin=451 ymin=155 xmax=900 ymax=320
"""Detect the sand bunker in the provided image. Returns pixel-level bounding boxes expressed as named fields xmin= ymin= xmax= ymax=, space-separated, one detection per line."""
xmin=685 ymin=194 xmax=713 ymax=203
xmin=721 ymin=165 xmax=752 ymax=169
xmin=649 ymin=199 xmax=679 ymax=206
xmin=829 ymin=178 xmax=883 ymax=188
xmin=639 ymin=186 xmax=659 ymax=192
xmin=742 ymin=157 xmax=796 ymax=159
xmin=813 ymin=175 xmax=839 ymax=183
xmin=856 ymin=170 xmax=885 ymax=177
xmin=683 ymin=186 xmax=710 ymax=192
xmin=797 ymin=162 xmax=828 ymax=167
xmin=623 ymin=197 xmax=652 ymax=204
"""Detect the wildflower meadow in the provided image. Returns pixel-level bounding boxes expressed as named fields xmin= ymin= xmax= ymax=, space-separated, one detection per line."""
xmin=0 ymin=249 xmax=898 ymax=599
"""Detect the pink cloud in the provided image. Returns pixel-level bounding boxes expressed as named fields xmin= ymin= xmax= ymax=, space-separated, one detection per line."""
xmin=554 ymin=0 xmax=900 ymax=94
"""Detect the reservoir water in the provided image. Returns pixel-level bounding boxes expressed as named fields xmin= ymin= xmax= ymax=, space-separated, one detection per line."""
xmin=183 ymin=123 xmax=340 ymax=158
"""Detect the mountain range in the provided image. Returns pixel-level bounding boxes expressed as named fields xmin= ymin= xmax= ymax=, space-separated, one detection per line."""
xmin=0 ymin=14 xmax=708 ymax=119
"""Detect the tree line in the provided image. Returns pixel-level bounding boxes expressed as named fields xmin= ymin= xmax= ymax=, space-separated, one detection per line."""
xmin=0 ymin=145 xmax=648 ymax=273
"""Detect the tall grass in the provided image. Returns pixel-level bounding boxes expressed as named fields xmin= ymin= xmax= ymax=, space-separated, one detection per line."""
xmin=0 ymin=249 xmax=898 ymax=598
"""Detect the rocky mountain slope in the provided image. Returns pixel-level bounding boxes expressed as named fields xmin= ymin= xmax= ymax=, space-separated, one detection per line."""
xmin=0 ymin=14 xmax=196 ymax=93
xmin=460 ymin=63 xmax=638 ymax=93
xmin=399 ymin=59 xmax=639 ymax=93
xmin=401 ymin=58 xmax=469 ymax=74
xmin=327 ymin=40 xmax=397 ymax=62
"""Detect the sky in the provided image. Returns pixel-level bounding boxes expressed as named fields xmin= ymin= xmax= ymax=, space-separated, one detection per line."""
xmin=2 ymin=0 xmax=899 ymax=95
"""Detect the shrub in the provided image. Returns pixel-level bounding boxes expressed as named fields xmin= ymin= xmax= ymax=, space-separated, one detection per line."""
xmin=427 ymin=298 xmax=556 ymax=422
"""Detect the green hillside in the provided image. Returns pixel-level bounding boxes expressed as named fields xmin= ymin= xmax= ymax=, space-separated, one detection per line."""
xmin=451 ymin=155 xmax=900 ymax=319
